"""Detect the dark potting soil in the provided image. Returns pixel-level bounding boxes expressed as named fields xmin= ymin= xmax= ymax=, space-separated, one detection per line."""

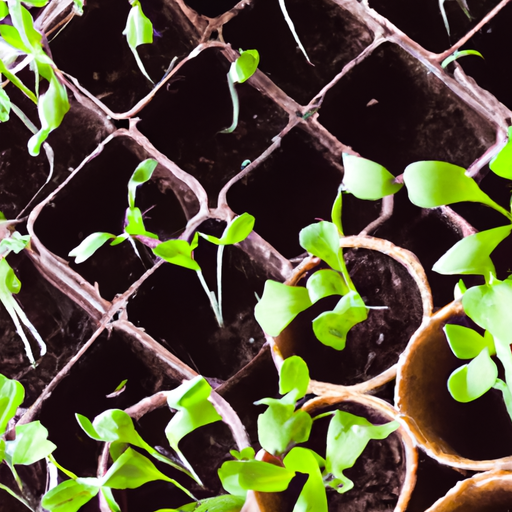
xmin=33 ymin=136 xmax=188 ymax=301
xmin=455 ymin=3 xmax=512 ymax=112
xmin=48 ymin=0 xmax=197 ymax=113
xmin=0 ymin=252 xmax=94 ymax=406
xmin=299 ymin=401 xmax=406 ymax=512
xmin=280 ymin=248 xmax=423 ymax=386
xmin=37 ymin=327 xmax=185 ymax=478
xmin=318 ymin=42 xmax=496 ymax=177
xmin=226 ymin=127 xmax=343 ymax=259
xmin=222 ymin=0 xmax=374 ymax=105
xmin=368 ymin=0 xmax=500 ymax=54
xmin=137 ymin=48 xmax=289 ymax=207
xmin=127 ymin=233 xmax=268 ymax=381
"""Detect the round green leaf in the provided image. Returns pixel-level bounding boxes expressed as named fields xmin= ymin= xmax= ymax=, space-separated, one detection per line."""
xmin=299 ymin=221 xmax=341 ymax=271
xmin=229 ymin=50 xmax=259 ymax=84
xmin=7 ymin=420 xmax=56 ymax=465
xmin=432 ymin=224 xmax=512 ymax=278
xmin=404 ymin=161 xmax=501 ymax=211
xmin=342 ymin=153 xmax=403 ymax=200
xmin=0 ymin=258 xmax=21 ymax=294
xmin=127 ymin=159 xmax=157 ymax=209
xmin=444 ymin=324 xmax=496 ymax=359
xmin=201 ymin=213 xmax=255 ymax=246
xmin=41 ymin=478 xmax=100 ymax=512
xmin=254 ymin=280 xmax=312 ymax=336
xmin=306 ymin=269 xmax=348 ymax=303
xmin=0 ymin=373 xmax=24 ymax=436
xmin=279 ymin=355 xmax=310 ymax=398
xmin=153 ymin=239 xmax=200 ymax=271
xmin=448 ymin=348 xmax=498 ymax=402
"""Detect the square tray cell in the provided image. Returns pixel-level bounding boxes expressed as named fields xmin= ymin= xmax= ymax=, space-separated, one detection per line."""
xmin=223 ymin=0 xmax=374 ymax=105
xmin=0 ymin=87 xmax=113 ymax=218
xmin=32 ymin=135 xmax=190 ymax=301
xmin=226 ymin=127 xmax=342 ymax=259
xmin=127 ymin=223 xmax=270 ymax=382
xmin=0 ymin=252 xmax=94 ymax=406
xmin=48 ymin=0 xmax=198 ymax=113
xmin=136 ymin=47 xmax=289 ymax=207
xmin=453 ymin=3 xmax=512 ymax=111
xmin=318 ymin=42 xmax=496 ymax=176
xmin=367 ymin=0 xmax=501 ymax=53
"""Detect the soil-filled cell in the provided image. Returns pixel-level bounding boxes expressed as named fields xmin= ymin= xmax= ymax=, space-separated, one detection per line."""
xmin=49 ymin=0 xmax=197 ymax=113
xmin=318 ymin=42 xmax=496 ymax=176
xmin=368 ymin=0 xmax=500 ymax=53
xmin=454 ymin=3 xmax=512 ymax=111
xmin=127 ymin=222 xmax=271 ymax=381
xmin=301 ymin=401 xmax=406 ymax=511
xmin=137 ymin=48 xmax=288 ymax=206
xmin=223 ymin=0 xmax=374 ymax=105
xmin=33 ymin=136 xmax=189 ymax=301
xmin=277 ymin=248 xmax=424 ymax=386
xmin=0 ymin=88 xmax=113 ymax=218
xmin=0 ymin=252 xmax=94 ymax=406
xmin=226 ymin=127 xmax=342 ymax=259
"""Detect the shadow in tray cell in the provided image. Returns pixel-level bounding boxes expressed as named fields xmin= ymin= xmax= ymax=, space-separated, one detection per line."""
xmin=49 ymin=0 xmax=196 ymax=113
xmin=33 ymin=136 xmax=188 ymax=301
xmin=456 ymin=3 xmax=512 ymax=112
xmin=137 ymin=48 xmax=288 ymax=207
xmin=226 ymin=127 xmax=343 ymax=259
xmin=223 ymin=0 xmax=374 ymax=105
xmin=128 ymin=226 xmax=269 ymax=381
xmin=183 ymin=0 xmax=239 ymax=17
xmin=368 ymin=0 xmax=500 ymax=54
xmin=318 ymin=42 xmax=495 ymax=176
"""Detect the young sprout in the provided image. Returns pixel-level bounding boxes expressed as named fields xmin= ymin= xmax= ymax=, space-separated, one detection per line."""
xmin=123 ymin=0 xmax=154 ymax=83
xmin=0 ymin=373 xmax=56 ymax=511
xmin=439 ymin=0 xmax=472 ymax=36
xmin=277 ymin=0 xmax=312 ymax=64
xmin=220 ymin=49 xmax=259 ymax=134
xmin=0 ymin=0 xmax=70 ymax=155
xmin=0 ymin=213 xmax=46 ymax=367
xmin=441 ymin=49 xmax=484 ymax=69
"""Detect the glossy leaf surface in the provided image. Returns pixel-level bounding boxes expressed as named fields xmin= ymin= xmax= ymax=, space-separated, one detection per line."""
xmin=306 ymin=269 xmax=348 ymax=303
xmin=41 ymin=478 xmax=100 ymax=512
xmin=0 ymin=373 xmax=24 ymax=436
xmin=299 ymin=221 xmax=341 ymax=271
xmin=444 ymin=324 xmax=496 ymax=359
xmin=68 ymin=232 xmax=116 ymax=264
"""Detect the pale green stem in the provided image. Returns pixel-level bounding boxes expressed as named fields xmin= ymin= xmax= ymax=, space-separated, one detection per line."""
xmin=493 ymin=336 xmax=512 ymax=422
xmin=277 ymin=0 xmax=312 ymax=64
xmin=196 ymin=270 xmax=223 ymax=328
xmin=0 ymin=481 xmax=35 ymax=512
xmin=493 ymin=379 xmax=512 ymax=423
xmin=219 ymin=75 xmax=239 ymax=134
xmin=337 ymin=249 xmax=357 ymax=293
xmin=216 ymin=244 xmax=225 ymax=327
xmin=174 ymin=446 xmax=204 ymax=489
xmin=490 ymin=201 xmax=512 ymax=223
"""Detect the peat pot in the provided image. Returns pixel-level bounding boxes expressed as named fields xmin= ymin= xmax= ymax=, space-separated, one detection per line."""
xmin=246 ymin=390 xmax=417 ymax=512
xmin=396 ymin=300 xmax=512 ymax=470
xmin=270 ymin=235 xmax=433 ymax=394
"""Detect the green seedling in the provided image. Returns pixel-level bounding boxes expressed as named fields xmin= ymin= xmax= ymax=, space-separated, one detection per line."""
xmin=153 ymin=212 xmax=255 ymax=328
xmin=43 ymin=376 xmax=228 ymax=512
xmin=0 ymin=212 xmax=46 ymax=367
xmin=255 ymin=187 xmax=372 ymax=350
xmin=339 ymin=141 xmax=512 ymax=422
xmin=277 ymin=0 xmax=311 ymax=64
xmin=123 ymin=0 xmax=154 ymax=83
xmin=220 ymin=49 xmax=259 ymax=134
xmin=441 ymin=49 xmax=484 ymax=68
xmin=439 ymin=0 xmax=472 ymax=37
xmin=218 ymin=356 xmax=399 ymax=510
xmin=68 ymin=158 xmax=159 ymax=264
xmin=0 ymin=373 xmax=56 ymax=511
xmin=0 ymin=0 xmax=70 ymax=155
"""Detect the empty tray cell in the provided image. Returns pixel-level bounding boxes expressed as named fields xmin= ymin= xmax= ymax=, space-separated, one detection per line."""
xmin=226 ymin=127 xmax=342 ymax=259
xmin=0 ymin=252 xmax=94 ymax=406
xmin=137 ymin=47 xmax=288 ymax=206
xmin=367 ymin=0 xmax=500 ymax=54
xmin=49 ymin=0 xmax=197 ymax=113
xmin=127 ymin=221 xmax=269 ymax=381
xmin=454 ymin=3 xmax=512 ymax=111
xmin=223 ymin=0 xmax=374 ymax=105
xmin=0 ymin=88 xmax=113 ymax=218
xmin=318 ymin=42 xmax=496 ymax=176
xmin=33 ymin=136 xmax=189 ymax=301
